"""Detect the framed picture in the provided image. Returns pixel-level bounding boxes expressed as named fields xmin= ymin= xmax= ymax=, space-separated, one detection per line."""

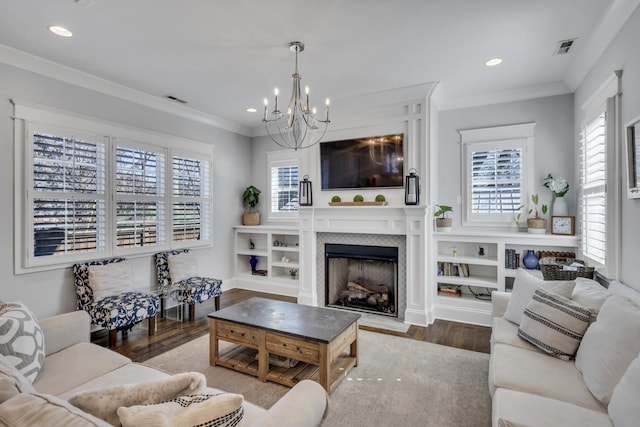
xmin=551 ymin=216 xmax=575 ymax=235
xmin=625 ymin=115 xmax=640 ymax=199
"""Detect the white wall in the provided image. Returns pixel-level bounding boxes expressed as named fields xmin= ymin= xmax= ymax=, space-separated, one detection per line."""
xmin=574 ymin=6 xmax=640 ymax=290
xmin=0 ymin=63 xmax=252 ymax=318
xmin=436 ymin=94 xmax=575 ymax=231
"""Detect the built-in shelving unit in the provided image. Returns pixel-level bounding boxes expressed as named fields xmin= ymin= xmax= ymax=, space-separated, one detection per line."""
xmin=234 ymin=226 xmax=300 ymax=296
xmin=432 ymin=231 xmax=580 ymax=326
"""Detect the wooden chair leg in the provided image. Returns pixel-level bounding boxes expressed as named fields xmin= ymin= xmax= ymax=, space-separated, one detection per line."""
xmin=215 ymin=295 xmax=221 ymax=311
xmin=148 ymin=316 xmax=157 ymax=336
xmin=108 ymin=329 xmax=117 ymax=348
xmin=189 ymin=303 xmax=195 ymax=320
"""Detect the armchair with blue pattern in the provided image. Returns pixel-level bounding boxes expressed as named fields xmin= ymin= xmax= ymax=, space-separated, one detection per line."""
xmin=73 ymin=257 xmax=160 ymax=347
xmin=155 ymin=249 xmax=222 ymax=320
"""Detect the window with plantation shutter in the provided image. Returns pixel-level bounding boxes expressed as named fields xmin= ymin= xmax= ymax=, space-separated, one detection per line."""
xmin=270 ymin=164 xmax=299 ymax=213
xmin=460 ymin=123 xmax=534 ymax=226
xmin=579 ymin=111 xmax=607 ymax=266
xmin=172 ymin=154 xmax=210 ymax=242
xmin=114 ymin=143 xmax=165 ymax=249
xmin=31 ymin=127 xmax=107 ymax=260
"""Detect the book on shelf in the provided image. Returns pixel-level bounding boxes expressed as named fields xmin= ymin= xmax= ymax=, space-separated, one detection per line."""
xmin=438 ymin=284 xmax=462 ymax=297
xmin=437 ymin=262 xmax=470 ymax=277
xmin=504 ymin=249 xmax=520 ymax=269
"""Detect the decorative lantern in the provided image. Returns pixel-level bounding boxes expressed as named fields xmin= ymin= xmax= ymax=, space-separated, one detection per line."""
xmin=299 ymin=175 xmax=313 ymax=206
xmin=405 ymin=168 xmax=420 ymax=205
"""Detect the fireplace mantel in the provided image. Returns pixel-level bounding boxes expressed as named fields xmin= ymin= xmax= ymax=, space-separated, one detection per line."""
xmin=298 ymin=205 xmax=430 ymax=326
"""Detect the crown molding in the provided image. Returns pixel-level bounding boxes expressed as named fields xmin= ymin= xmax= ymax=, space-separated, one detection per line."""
xmin=0 ymin=43 xmax=252 ymax=136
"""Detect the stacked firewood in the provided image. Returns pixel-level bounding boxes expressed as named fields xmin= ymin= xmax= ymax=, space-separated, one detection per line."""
xmin=339 ymin=281 xmax=390 ymax=306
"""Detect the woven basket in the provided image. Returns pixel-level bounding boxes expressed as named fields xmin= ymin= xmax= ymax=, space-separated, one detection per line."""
xmin=540 ymin=260 xmax=595 ymax=280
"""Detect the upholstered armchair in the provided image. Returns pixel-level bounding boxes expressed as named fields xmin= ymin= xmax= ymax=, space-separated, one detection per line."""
xmin=73 ymin=257 xmax=160 ymax=347
xmin=155 ymin=249 xmax=222 ymax=320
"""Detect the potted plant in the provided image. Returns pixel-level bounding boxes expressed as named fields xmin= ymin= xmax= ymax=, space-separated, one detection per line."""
xmin=434 ymin=205 xmax=453 ymax=231
xmin=526 ymin=194 xmax=548 ymax=234
xmin=242 ymin=185 xmax=261 ymax=226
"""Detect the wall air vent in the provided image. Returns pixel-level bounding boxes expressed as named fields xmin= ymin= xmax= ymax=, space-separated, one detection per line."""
xmin=555 ymin=38 xmax=577 ymax=55
xmin=164 ymin=95 xmax=188 ymax=104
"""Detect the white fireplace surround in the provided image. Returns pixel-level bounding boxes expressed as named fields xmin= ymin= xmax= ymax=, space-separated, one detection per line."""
xmin=298 ymin=206 xmax=429 ymax=326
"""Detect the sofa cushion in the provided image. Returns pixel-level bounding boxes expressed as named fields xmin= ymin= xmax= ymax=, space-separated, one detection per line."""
xmin=571 ymin=278 xmax=611 ymax=312
xmin=0 ymin=392 xmax=111 ymax=427
xmin=518 ymin=288 xmax=593 ymax=360
xmin=503 ymin=269 xmax=574 ymax=325
xmin=0 ymin=354 xmax=35 ymax=404
xmin=117 ymin=393 xmax=244 ymax=427
xmin=575 ymin=294 xmax=640 ymax=406
xmin=490 ymin=343 xmax=605 ymax=412
xmin=87 ymin=260 xmax=134 ymax=301
xmin=0 ymin=301 xmax=46 ymax=383
xmin=493 ymin=388 xmax=613 ymax=427
xmin=491 ymin=317 xmax=537 ymax=352
xmin=33 ymin=342 xmax=130 ymax=396
xmin=68 ymin=372 xmax=207 ymax=426
xmin=168 ymin=251 xmax=199 ymax=283
xmin=608 ymin=355 xmax=640 ymax=427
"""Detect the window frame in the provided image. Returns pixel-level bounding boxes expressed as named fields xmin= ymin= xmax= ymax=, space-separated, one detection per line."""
xmin=13 ymin=100 xmax=214 ymax=274
xmin=460 ymin=123 xmax=535 ymax=227
xmin=266 ymin=150 xmax=301 ymax=223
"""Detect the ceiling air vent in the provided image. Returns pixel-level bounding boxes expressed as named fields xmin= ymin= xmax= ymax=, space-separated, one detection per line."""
xmin=164 ymin=95 xmax=188 ymax=104
xmin=555 ymin=38 xmax=577 ymax=55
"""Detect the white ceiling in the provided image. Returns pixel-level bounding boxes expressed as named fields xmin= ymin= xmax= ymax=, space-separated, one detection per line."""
xmin=0 ymin=0 xmax=637 ymax=135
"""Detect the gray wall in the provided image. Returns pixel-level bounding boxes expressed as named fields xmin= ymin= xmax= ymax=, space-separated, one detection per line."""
xmin=574 ymin=6 xmax=640 ymax=290
xmin=436 ymin=94 xmax=575 ymax=230
xmin=0 ymin=63 xmax=251 ymax=318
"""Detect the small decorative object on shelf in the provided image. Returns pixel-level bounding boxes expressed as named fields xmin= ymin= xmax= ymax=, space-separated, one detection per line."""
xmin=405 ymin=168 xmax=420 ymax=205
xmin=551 ymin=216 xmax=575 ymax=235
xmin=526 ymin=194 xmax=548 ymax=234
xmin=331 ymin=195 xmax=341 ymax=203
xmin=353 ymin=194 xmax=364 ymax=202
xmin=299 ymin=175 xmax=313 ymax=206
xmin=522 ymin=250 xmax=539 ymax=269
xmin=375 ymin=194 xmax=386 ymax=202
xmin=477 ymin=245 xmax=487 ymax=257
xmin=289 ymin=268 xmax=298 ymax=279
xmin=249 ymin=255 xmax=259 ymax=272
xmin=249 ymin=238 xmax=255 ymax=249
xmin=543 ymin=174 xmax=570 ymax=216
xmin=434 ymin=204 xmax=453 ymax=231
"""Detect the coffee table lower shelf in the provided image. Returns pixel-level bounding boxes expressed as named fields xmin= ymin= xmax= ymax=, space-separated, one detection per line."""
xmin=216 ymin=344 xmax=357 ymax=391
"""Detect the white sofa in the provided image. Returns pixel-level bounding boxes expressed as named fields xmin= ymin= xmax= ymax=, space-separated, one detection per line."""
xmin=0 ymin=310 xmax=328 ymax=426
xmin=489 ymin=270 xmax=640 ymax=427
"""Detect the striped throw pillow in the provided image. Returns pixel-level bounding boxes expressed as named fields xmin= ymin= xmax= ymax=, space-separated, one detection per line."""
xmin=518 ymin=288 xmax=594 ymax=360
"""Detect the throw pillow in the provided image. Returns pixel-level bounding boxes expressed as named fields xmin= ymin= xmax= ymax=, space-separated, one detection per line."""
xmin=87 ymin=260 xmax=134 ymax=301
xmin=0 ymin=392 xmax=111 ymax=427
xmin=68 ymin=372 xmax=207 ymax=427
xmin=609 ymin=355 xmax=640 ymax=427
xmin=517 ymin=288 xmax=594 ymax=360
xmin=503 ymin=269 xmax=575 ymax=325
xmin=575 ymin=295 xmax=640 ymax=406
xmin=117 ymin=393 xmax=244 ymax=427
xmin=0 ymin=302 xmax=46 ymax=383
xmin=168 ymin=251 xmax=199 ymax=283
xmin=571 ymin=277 xmax=611 ymax=313
xmin=0 ymin=354 xmax=36 ymax=404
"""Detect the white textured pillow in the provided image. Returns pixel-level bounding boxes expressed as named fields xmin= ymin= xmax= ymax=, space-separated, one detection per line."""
xmin=608 ymin=280 xmax=640 ymax=307
xmin=518 ymin=288 xmax=594 ymax=360
xmin=0 ymin=353 xmax=36 ymax=403
xmin=571 ymin=278 xmax=611 ymax=312
xmin=503 ymin=268 xmax=575 ymax=325
xmin=87 ymin=261 xmax=133 ymax=301
xmin=609 ymin=355 xmax=640 ymax=427
xmin=575 ymin=295 xmax=640 ymax=406
xmin=168 ymin=252 xmax=199 ymax=283
xmin=0 ymin=302 xmax=46 ymax=383
xmin=117 ymin=393 xmax=243 ymax=427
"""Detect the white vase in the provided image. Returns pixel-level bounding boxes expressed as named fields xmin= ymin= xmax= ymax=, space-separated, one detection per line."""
xmin=553 ymin=196 xmax=568 ymax=216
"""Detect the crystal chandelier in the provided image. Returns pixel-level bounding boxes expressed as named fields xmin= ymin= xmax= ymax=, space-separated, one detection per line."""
xmin=263 ymin=42 xmax=330 ymax=151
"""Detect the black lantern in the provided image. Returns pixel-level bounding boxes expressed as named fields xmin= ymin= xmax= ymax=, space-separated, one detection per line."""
xmin=299 ymin=175 xmax=313 ymax=206
xmin=405 ymin=168 xmax=420 ymax=205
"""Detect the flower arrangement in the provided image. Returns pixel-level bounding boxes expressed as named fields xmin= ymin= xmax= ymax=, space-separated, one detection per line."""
xmin=543 ymin=174 xmax=569 ymax=197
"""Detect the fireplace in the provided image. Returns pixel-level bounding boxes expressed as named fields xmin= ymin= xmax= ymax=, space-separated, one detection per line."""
xmin=325 ymin=243 xmax=398 ymax=317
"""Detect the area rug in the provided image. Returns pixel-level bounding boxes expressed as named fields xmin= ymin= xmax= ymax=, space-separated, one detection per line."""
xmin=143 ymin=331 xmax=491 ymax=426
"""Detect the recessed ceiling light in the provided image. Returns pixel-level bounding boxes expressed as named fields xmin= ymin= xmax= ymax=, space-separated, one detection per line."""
xmin=49 ymin=25 xmax=73 ymax=37
xmin=246 ymin=108 xmax=257 ymax=113
xmin=485 ymin=58 xmax=503 ymax=67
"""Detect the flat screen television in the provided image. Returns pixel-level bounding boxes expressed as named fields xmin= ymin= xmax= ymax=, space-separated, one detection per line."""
xmin=320 ymin=133 xmax=404 ymax=190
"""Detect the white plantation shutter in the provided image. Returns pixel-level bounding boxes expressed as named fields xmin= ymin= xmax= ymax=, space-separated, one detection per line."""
xmin=172 ymin=153 xmax=211 ymax=242
xmin=470 ymin=145 xmax=522 ymax=213
xmin=270 ymin=164 xmax=299 ymax=213
xmin=30 ymin=127 xmax=107 ymax=261
xmin=114 ymin=143 xmax=165 ymax=249
xmin=579 ymin=111 xmax=607 ymax=265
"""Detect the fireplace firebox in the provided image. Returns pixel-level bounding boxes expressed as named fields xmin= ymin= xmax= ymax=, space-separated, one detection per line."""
xmin=325 ymin=243 xmax=398 ymax=317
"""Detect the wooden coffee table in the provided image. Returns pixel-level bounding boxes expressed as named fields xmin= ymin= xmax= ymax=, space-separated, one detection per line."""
xmin=208 ymin=297 xmax=360 ymax=393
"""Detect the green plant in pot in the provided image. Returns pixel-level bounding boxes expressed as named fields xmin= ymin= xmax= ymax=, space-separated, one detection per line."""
xmin=525 ymin=194 xmax=548 ymax=234
xmin=242 ymin=185 xmax=261 ymax=226
xmin=434 ymin=205 xmax=453 ymax=231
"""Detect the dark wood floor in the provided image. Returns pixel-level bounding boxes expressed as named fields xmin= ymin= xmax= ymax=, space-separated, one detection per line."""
xmin=92 ymin=289 xmax=492 ymax=362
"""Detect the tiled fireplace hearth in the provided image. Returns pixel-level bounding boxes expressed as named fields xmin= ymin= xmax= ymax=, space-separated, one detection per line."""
xmin=298 ymin=206 xmax=429 ymax=326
